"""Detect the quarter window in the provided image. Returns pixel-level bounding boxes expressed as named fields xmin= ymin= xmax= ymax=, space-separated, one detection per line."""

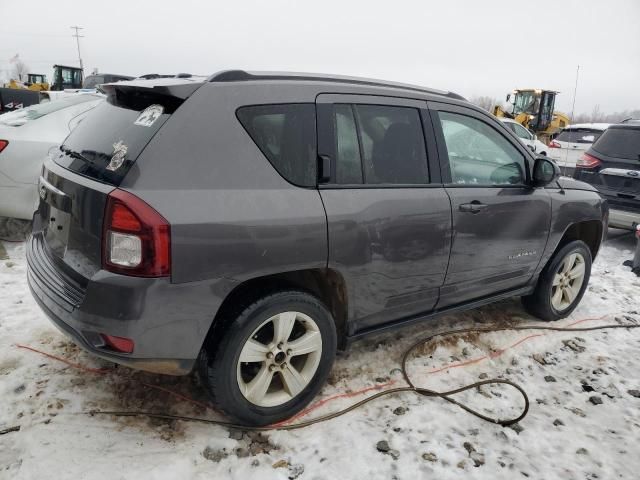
xmin=237 ymin=104 xmax=317 ymax=187
xmin=438 ymin=112 xmax=526 ymax=186
xmin=332 ymin=104 xmax=429 ymax=185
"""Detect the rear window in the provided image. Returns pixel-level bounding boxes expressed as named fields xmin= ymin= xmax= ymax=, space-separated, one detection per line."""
xmin=555 ymin=129 xmax=603 ymax=144
xmin=236 ymin=104 xmax=316 ymax=187
xmin=0 ymin=94 xmax=99 ymax=126
xmin=56 ymin=95 xmax=174 ymax=185
xmin=592 ymin=127 xmax=640 ymax=161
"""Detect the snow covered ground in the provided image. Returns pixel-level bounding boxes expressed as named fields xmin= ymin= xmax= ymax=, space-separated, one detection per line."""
xmin=1 ymin=230 xmax=639 ymax=480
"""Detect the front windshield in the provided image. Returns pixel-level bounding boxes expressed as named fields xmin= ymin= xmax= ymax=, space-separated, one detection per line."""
xmin=513 ymin=91 xmax=538 ymax=116
xmin=0 ymin=94 xmax=100 ymax=126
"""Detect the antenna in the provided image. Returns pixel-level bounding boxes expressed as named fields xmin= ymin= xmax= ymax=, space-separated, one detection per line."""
xmin=570 ymin=64 xmax=579 ymax=123
xmin=70 ymin=26 xmax=84 ymax=73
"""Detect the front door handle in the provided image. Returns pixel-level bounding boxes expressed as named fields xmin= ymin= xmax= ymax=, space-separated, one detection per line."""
xmin=459 ymin=202 xmax=488 ymax=214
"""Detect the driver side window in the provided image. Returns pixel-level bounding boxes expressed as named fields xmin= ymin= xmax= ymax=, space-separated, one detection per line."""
xmin=438 ymin=112 xmax=526 ymax=186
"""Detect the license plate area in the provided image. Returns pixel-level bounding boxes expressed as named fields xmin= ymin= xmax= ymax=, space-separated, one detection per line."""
xmin=600 ymin=168 xmax=640 ymax=194
xmin=38 ymin=175 xmax=73 ymax=257
xmin=44 ymin=205 xmax=71 ymax=257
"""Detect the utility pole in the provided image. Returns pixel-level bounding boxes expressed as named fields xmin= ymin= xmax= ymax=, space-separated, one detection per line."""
xmin=570 ymin=64 xmax=580 ymax=123
xmin=70 ymin=26 xmax=84 ymax=73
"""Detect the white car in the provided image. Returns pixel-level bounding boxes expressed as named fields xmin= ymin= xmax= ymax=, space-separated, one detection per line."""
xmin=548 ymin=123 xmax=610 ymax=175
xmin=499 ymin=118 xmax=549 ymax=156
xmin=0 ymin=94 xmax=103 ymax=220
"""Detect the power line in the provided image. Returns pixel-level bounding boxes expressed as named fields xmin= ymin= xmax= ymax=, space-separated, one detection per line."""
xmin=70 ymin=26 xmax=84 ymax=72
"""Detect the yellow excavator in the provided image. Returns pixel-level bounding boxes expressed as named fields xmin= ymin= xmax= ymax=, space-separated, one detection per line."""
xmin=1 ymin=65 xmax=84 ymax=113
xmin=493 ymin=89 xmax=570 ymax=143
xmin=5 ymin=73 xmax=49 ymax=91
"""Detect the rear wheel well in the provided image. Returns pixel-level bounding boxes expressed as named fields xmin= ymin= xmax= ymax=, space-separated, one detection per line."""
xmin=206 ymin=269 xmax=349 ymax=351
xmin=556 ymin=220 xmax=603 ymax=259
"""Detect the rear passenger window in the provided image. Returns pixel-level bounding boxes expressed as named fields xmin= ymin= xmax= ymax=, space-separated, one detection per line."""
xmin=437 ymin=112 xmax=526 ymax=186
xmin=237 ymin=104 xmax=316 ymax=187
xmin=333 ymin=104 xmax=428 ymax=185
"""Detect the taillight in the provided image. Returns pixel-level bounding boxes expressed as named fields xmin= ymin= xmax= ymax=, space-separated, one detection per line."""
xmin=549 ymin=140 xmax=561 ymax=149
xmin=0 ymin=140 xmax=8 ymax=153
xmin=576 ymin=153 xmax=602 ymax=169
xmin=103 ymin=189 xmax=170 ymax=277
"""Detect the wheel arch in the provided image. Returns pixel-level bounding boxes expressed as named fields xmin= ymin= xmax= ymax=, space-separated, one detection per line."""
xmin=202 ymin=268 xmax=350 ymax=354
xmin=555 ymin=220 xmax=603 ymax=260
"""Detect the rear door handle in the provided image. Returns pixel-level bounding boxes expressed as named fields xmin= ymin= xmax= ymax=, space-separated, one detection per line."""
xmin=459 ymin=202 xmax=488 ymax=214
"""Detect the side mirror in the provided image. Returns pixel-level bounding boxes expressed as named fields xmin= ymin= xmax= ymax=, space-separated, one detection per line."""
xmin=532 ymin=157 xmax=560 ymax=187
xmin=506 ymin=93 xmax=511 ymax=102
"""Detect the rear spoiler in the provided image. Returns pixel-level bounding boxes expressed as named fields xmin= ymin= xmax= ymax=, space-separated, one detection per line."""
xmin=101 ymin=79 xmax=205 ymax=112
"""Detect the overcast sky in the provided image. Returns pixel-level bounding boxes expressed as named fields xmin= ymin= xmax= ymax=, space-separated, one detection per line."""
xmin=1 ymin=0 xmax=639 ymax=114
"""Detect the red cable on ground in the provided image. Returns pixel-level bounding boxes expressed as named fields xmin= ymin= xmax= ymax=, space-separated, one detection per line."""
xmin=137 ymin=382 xmax=217 ymax=412
xmin=15 ymin=314 xmax=614 ymax=427
xmin=15 ymin=344 xmax=112 ymax=374
xmin=276 ymin=314 xmax=611 ymax=424
xmin=272 ymin=380 xmax=397 ymax=427
xmin=15 ymin=343 xmax=217 ymax=413
xmin=423 ymin=314 xmax=608 ymax=375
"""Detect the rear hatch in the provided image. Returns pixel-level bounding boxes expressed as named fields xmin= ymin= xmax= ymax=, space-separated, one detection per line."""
xmin=574 ymin=125 xmax=640 ymax=212
xmin=548 ymin=127 xmax=605 ymax=168
xmin=34 ymin=79 xmax=204 ymax=282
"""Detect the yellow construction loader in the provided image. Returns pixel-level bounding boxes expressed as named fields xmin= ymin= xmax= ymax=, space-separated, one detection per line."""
xmin=493 ymin=89 xmax=569 ymax=143
xmin=1 ymin=65 xmax=83 ymax=113
xmin=5 ymin=73 xmax=49 ymax=91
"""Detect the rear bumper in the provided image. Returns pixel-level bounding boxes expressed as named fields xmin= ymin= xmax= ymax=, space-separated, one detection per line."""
xmin=608 ymin=208 xmax=640 ymax=230
xmin=26 ymin=232 xmax=224 ymax=375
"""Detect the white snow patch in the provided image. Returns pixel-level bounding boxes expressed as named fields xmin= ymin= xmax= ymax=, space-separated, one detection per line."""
xmin=1 ymin=231 xmax=639 ymax=479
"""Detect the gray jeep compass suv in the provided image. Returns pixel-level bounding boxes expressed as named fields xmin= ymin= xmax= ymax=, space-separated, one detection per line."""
xmin=27 ymin=71 xmax=607 ymax=425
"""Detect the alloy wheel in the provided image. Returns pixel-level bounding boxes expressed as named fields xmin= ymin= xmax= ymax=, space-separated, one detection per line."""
xmin=551 ymin=252 xmax=586 ymax=311
xmin=236 ymin=311 xmax=322 ymax=407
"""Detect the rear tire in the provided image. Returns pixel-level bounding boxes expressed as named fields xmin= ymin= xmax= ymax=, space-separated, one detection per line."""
xmin=198 ymin=291 xmax=337 ymax=426
xmin=522 ymin=240 xmax=592 ymax=321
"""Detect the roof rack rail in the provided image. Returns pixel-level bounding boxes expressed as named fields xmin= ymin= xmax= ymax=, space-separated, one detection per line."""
xmin=207 ymin=70 xmax=465 ymax=101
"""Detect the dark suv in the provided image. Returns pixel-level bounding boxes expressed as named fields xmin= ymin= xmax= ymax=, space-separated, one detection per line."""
xmin=574 ymin=121 xmax=640 ymax=230
xmin=27 ymin=71 xmax=607 ymax=425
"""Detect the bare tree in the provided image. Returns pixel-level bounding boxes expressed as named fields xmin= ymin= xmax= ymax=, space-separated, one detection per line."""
xmin=12 ymin=59 xmax=29 ymax=81
xmin=590 ymin=104 xmax=603 ymax=123
xmin=469 ymin=95 xmax=499 ymax=113
xmin=572 ymin=107 xmax=640 ymax=124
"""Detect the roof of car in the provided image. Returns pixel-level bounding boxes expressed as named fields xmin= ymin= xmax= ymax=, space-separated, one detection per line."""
xmin=207 ymin=70 xmax=466 ymax=100
xmin=564 ymin=123 xmax=611 ymax=131
xmin=609 ymin=123 xmax=640 ymax=130
xmin=87 ymin=73 xmax=134 ymax=79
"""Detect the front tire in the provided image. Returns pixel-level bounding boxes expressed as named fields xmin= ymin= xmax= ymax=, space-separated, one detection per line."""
xmin=198 ymin=291 xmax=337 ymax=426
xmin=522 ymin=240 xmax=592 ymax=321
